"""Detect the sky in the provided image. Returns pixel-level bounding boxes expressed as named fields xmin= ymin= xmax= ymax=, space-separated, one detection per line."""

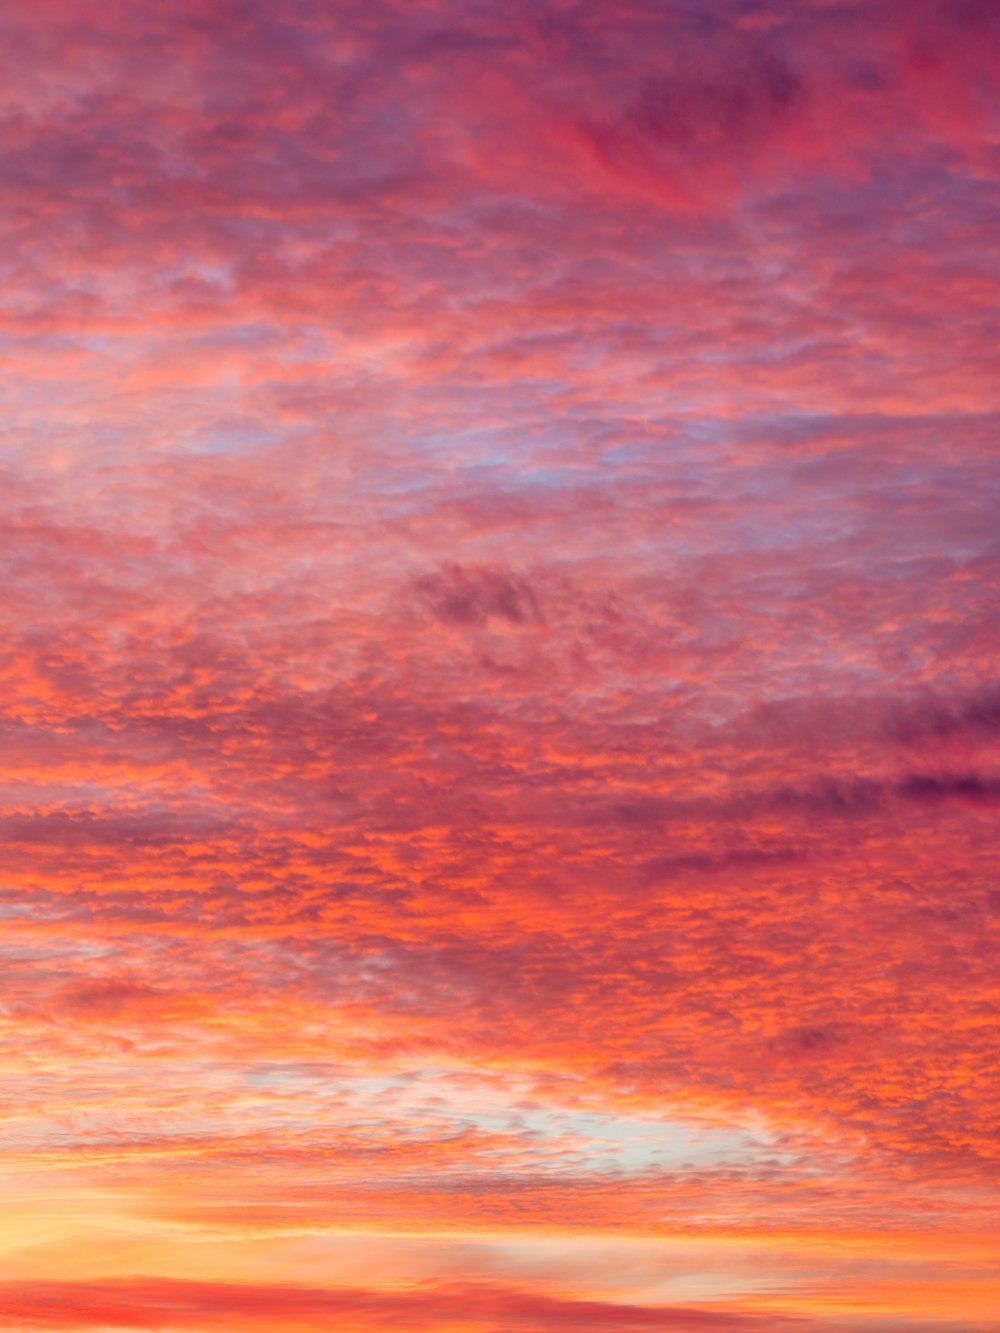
xmin=1 ymin=0 xmax=998 ymax=1329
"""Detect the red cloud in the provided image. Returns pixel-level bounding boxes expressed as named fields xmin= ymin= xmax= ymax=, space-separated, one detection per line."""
xmin=0 ymin=0 xmax=996 ymax=1327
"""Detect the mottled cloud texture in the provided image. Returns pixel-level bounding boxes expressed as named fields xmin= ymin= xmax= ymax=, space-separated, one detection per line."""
xmin=1 ymin=0 xmax=998 ymax=1329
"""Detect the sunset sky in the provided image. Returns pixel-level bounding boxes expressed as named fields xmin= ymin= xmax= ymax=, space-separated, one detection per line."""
xmin=1 ymin=0 xmax=999 ymax=1329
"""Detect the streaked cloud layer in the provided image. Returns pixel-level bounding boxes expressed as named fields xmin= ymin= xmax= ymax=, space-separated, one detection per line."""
xmin=1 ymin=0 xmax=998 ymax=1328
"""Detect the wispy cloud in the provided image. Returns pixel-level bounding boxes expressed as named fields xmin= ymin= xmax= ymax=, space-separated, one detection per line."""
xmin=0 ymin=0 xmax=997 ymax=1327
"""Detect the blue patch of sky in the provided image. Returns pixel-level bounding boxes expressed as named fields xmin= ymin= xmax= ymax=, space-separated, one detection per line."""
xmin=233 ymin=1065 xmax=791 ymax=1175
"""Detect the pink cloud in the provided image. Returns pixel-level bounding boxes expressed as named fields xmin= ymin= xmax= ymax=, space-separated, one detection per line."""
xmin=0 ymin=0 xmax=996 ymax=1326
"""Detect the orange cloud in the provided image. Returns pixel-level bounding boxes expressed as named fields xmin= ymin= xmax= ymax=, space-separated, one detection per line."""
xmin=0 ymin=0 xmax=997 ymax=1327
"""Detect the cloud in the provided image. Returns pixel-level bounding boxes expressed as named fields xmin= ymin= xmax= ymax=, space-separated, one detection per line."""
xmin=0 ymin=0 xmax=997 ymax=1327
xmin=414 ymin=564 xmax=544 ymax=628
xmin=0 ymin=1278 xmax=803 ymax=1332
